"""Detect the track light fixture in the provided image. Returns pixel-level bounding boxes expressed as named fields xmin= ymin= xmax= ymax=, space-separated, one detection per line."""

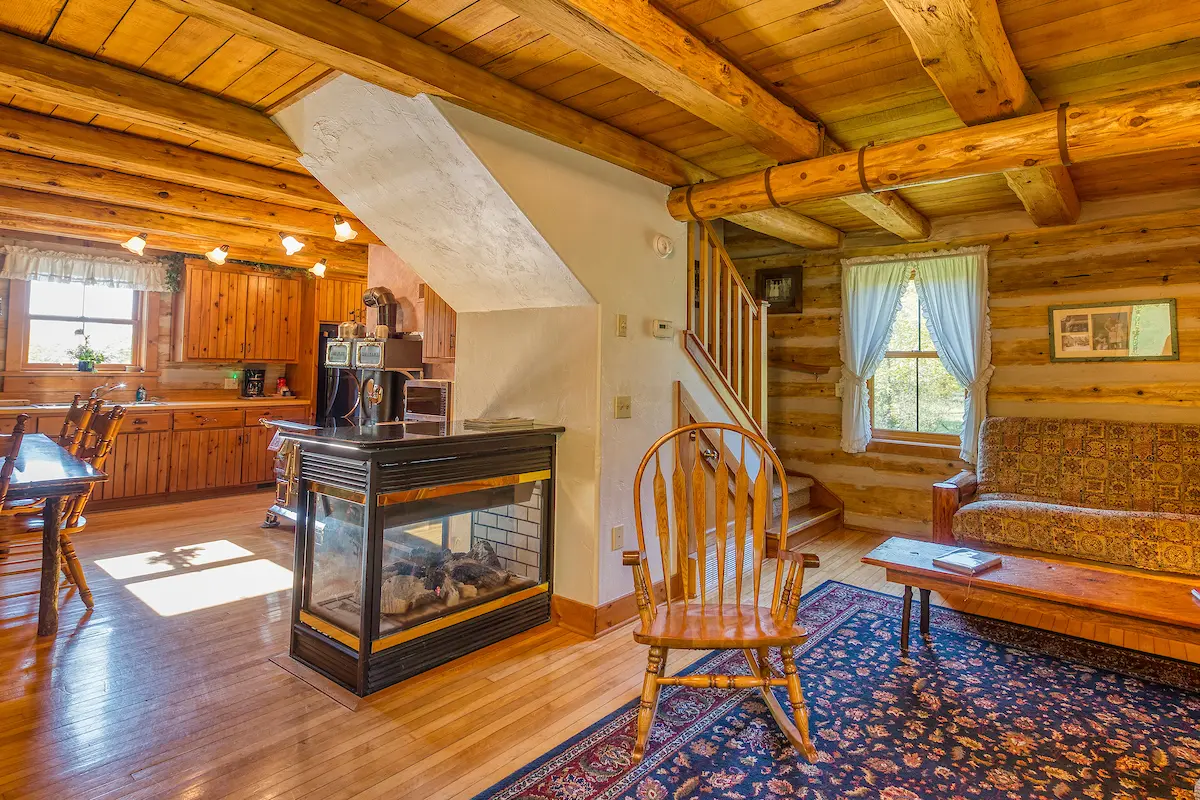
xmin=205 ymin=244 xmax=230 ymax=265
xmin=332 ymin=215 xmax=358 ymax=243
xmin=310 ymin=258 xmax=328 ymax=278
xmin=279 ymin=232 xmax=305 ymax=255
xmin=121 ymin=233 xmax=148 ymax=256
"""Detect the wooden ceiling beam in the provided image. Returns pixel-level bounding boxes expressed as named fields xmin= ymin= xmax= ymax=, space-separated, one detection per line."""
xmin=0 ymin=216 xmax=362 ymax=274
xmin=882 ymin=0 xmax=1080 ymax=227
xmin=666 ymin=83 xmax=1200 ymax=223
xmin=0 ymin=215 xmax=366 ymax=275
xmin=0 ymin=149 xmax=382 ymax=246
xmin=0 ymin=105 xmax=347 ymax=214
xmin=496 ymin=0 xmax=929 ymax=241
xmin=496 ymin=0 xmax=822 ymax=163
xmin=0 ymin=31 xmax=300 ymax=163
xmin=154 ymin=0 xmax=843 ymax=250
xmin=0 ymin=185 xmax=368 ymax=270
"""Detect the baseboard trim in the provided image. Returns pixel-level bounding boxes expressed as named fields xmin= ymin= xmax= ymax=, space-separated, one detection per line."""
xmin=552 ymin=574 xmax=683 ymax=639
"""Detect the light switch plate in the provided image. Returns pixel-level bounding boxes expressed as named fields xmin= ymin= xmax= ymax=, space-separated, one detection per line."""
xmin=616 ymin=313 xmax=628 ymax=338
xmin=614 ymin=395 xmax=632 ymax=419
xmin=611 ymin=524 xmax=625 ymax=551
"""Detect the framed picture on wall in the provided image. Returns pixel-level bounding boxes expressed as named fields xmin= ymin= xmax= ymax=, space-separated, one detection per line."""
xmin=756 ymin=266 xmax=803 ymax=314
xmin=1048 ymin=299 xmax=1178 ymax=362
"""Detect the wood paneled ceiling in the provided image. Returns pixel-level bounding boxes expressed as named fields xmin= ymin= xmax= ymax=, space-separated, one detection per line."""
xmin=0 ymin=0 xmax=1198 ymax=256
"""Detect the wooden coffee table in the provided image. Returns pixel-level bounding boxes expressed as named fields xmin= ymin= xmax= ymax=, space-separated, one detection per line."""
xmin=862 ymin=537 xmax=1200 ymax=653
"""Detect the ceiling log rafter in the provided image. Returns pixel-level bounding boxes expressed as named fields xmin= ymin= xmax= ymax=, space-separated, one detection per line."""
xmin=0 ymin=149 xmax=382 ymax=246
xmin=665 ymin=83 xmax=1200 ymax=225
xmin=496 ymin=0 xmax=931 ymax=241
xmin=882 ymin=0 xmax=1081 ymax=227
xmin=0 ymin=185 xmax=368 ymax=270
xmin=152 ymin=0 xmax=844 ymax=250
xmin=0 ymin=30 xmax=300 ymax=164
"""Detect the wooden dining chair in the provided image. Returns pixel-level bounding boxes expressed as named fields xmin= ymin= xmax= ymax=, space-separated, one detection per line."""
xmin=56 ymin=394 xmax=101 ymax=455
xmin=7 ymin=405 xmax=126 ymax=609
xmin=0 ymin=414 xmax=31 ymax=511
xmin=624 ymin=422 xmax=821 ymax=764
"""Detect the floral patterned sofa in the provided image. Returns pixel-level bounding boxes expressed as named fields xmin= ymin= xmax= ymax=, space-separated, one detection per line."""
xmin=932 ymin=416 xmax=1200 ymax=576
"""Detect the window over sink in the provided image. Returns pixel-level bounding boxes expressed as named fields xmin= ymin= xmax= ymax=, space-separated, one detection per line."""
xmin=25 ymin=280 xmax=141 ymax=367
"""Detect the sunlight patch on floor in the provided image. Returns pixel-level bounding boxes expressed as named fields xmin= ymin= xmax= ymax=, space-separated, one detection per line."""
xmin=95 ymin=539 xmax=255 ymax=580
xmin=124 ymin=559 xmax=293 ymax=616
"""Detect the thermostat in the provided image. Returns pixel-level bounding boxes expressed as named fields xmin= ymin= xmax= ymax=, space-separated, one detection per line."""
xmin=652 ymin=319 xmax=674 ymax=339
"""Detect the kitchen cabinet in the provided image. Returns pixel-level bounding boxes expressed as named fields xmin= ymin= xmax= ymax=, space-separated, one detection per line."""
xmin=95 ymin=432 xmax=172 ymax=501
xmin=169 ymin=428 xmax=245 ymax=493
xmin=421 ymin=283 xmax=456 ymax=361
xmin=173 ymin=261 xmax=302 ymax=363
xmin=241 ymin=425 xmax=276 ymax=486
xmin=317 ymin=277 xmax=367 ymax=323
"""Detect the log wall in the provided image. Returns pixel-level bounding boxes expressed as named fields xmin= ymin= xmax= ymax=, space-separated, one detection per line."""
xmin=731 ymin=208 xmax=1200 ymax=536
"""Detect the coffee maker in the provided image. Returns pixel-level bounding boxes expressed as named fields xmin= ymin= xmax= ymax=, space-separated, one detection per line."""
xmin=242 ymin=368 xmax=266 ymax=398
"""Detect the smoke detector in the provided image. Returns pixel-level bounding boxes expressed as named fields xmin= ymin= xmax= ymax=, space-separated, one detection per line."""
xmin=653 ymin=234 xmax=674 ymax=258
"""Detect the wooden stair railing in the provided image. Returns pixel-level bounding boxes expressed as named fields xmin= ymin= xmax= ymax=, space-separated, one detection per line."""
xmin=685 ymin=221 xmax=768 ymax=438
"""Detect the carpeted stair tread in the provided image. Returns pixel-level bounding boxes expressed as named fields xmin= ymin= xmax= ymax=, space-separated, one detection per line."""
xmin=766 ymin=503 xmax=840 ymax=538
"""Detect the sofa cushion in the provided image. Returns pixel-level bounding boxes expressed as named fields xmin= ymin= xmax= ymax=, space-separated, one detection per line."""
xmin=952 ymin=498 xmax=1200 ymax=576
xmin=976 ymin=417 xmax=1200 ymax=514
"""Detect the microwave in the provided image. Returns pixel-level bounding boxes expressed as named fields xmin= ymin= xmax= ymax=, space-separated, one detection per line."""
xmin=324 ymin=339 xmax=353 ymax=367
xmin=352 ymin=337 xmax=423 ymax=370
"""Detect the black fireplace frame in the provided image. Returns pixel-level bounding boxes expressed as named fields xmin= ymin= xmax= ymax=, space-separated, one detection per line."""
xmin=288 ymin=430 xmax=558 ymax=695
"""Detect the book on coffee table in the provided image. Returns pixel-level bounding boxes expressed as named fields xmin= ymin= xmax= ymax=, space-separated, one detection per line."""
xmin=933 ymin=548 xmax=1002 ymax=576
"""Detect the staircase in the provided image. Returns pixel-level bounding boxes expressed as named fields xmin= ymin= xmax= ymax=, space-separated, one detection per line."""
xmin=681 ymin=222 xmax=842 ymax=552
xmin=684 ymin=221 xmax=768 ymax=438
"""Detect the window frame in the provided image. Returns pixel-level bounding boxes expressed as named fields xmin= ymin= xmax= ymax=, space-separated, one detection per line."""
xmin=4 ymin=279 xmax=159 ymax=375
xmin=868 ymin=273 xmax=963 ymax=447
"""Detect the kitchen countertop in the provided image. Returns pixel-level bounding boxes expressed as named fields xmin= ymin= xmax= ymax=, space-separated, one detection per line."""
xmin=0 ymin=396 xmax=309 ymax=414
xmin=281 ymin=421 xmax=565 ymax=450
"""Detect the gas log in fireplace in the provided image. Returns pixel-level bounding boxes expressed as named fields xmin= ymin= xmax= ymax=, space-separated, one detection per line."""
xmin=282 ymin=421 xmax=564 ymax=695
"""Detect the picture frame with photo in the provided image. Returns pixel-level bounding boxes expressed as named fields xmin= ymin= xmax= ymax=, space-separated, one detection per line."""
xmin=1048 ymin=299 xmax=1179 ymax=362
xmin=755 ymin=266 xmax=803 ymax=315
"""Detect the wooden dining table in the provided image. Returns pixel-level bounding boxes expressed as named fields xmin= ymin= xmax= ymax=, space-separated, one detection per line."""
xmin=4 ymin=433 xmax=106 ymax=636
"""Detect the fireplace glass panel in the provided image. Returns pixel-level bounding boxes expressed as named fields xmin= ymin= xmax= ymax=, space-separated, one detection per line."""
xmin=377 ymin=479 xmax=546 ymax=637
xmin=306 ymin=492 xmax=367 ymax=637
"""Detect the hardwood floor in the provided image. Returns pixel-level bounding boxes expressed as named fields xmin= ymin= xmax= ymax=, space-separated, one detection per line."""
xmin=0 ymin=492 xmax=1195 ymax=799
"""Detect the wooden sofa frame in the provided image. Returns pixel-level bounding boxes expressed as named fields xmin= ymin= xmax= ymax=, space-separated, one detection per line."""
xmin=932 ymin=469 xmax=978 ymax=544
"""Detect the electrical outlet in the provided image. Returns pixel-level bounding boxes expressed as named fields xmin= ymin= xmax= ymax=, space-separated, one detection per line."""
xmin=616 ymin=313 xmax=628 ymax=338
xmin=611 ymin=524 xmax=625 ymax=551
xmin=835 ymin=381 xmax=843 ymax=398
xmin=614 ymin=395 xmax=632 ymax=419
xmin=224 ymin=377 xmax=239 ymax=390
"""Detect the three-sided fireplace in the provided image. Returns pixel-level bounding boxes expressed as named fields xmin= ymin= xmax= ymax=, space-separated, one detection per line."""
xmin=285 ymin=423 xmax=561 ymax=695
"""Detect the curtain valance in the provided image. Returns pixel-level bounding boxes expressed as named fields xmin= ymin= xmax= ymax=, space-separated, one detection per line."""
xmin=0 ymin=245 xmax=171 ymax=293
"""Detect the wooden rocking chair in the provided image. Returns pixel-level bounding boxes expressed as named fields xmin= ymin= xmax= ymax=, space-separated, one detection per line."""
xmin=624 ymin=422 xmax=821 ymax=764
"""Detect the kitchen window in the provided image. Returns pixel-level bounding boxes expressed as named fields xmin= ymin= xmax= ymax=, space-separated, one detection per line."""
xmin=15 ymin=279 xmax=146 ymax=371
xmin=870 ymin=277 xmax=964 ymax=445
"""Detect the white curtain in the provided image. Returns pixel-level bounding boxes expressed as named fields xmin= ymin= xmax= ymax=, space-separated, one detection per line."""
xmin=913 ymin=247 xmax=991 ymax=464
xmin=839 ymin=259 xmax=910 ymax=453
xmin=0 ymin=245 xmax=171 ymax=292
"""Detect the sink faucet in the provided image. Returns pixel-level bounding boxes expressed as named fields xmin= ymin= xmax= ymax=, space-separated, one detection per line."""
xmin=89 ymin=381 xmax=126 ymax=400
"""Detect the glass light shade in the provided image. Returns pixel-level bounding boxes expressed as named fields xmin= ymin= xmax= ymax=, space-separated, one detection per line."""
xmin=205 ymin=244 xmax=229 ymax=264
xmin=311 ymin=258 xmax=328 ymax=278
xmin=333 ymin=215 xmax=358 ymax=243
xmin=279 ymin=232 xmax=305 ymax=255
xmin=121 ymin=233 xmax=148 ymax=256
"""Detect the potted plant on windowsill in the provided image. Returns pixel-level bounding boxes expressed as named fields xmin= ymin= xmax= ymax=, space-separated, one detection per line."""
xmin=69 ymin=336 xmax=108 ymax=373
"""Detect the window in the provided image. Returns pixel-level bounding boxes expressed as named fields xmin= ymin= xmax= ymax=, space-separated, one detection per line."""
xmin=870 ymin=278 xmax=964 ymax=443
xmin=25 ymin=280 xmax=141 ymax=368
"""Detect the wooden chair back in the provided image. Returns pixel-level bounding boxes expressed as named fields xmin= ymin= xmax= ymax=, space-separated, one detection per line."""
xmin=61 ymin=405 xmax=126 ymax=529
xmin=55 ymin=395 xmax=100 ymax=455
xmin=0 ymin=414 xmax=30 ymax=505
xmin=632 ymin=422 xmax=791 ymax=615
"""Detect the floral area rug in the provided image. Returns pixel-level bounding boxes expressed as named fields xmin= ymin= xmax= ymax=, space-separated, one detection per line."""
xmin=473 ymin=581 xmax=1200 ymax=800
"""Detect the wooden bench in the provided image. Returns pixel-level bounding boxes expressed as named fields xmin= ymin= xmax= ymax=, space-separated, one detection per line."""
xmin=862 ymin=537 xmax=1200 ymax=653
